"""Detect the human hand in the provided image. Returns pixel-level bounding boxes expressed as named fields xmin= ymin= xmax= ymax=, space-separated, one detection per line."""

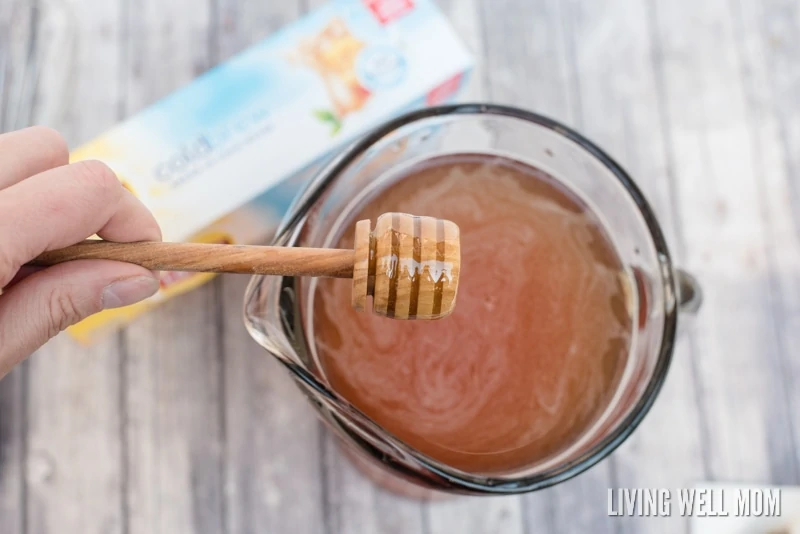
xmin=0 ymin=126 xmax=161 ymax=378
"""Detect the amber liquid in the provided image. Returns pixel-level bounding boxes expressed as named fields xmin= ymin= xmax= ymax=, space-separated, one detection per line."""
xmin=313 ymin=154 xmax=633 ymax=474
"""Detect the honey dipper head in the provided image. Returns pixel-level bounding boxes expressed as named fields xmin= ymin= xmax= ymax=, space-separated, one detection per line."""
xmin=351 ymin=213 xmax=460 ymax=320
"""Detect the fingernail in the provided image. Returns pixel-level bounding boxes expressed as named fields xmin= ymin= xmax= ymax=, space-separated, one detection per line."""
xmin=102 ymin=276 xmax=160 ymax=309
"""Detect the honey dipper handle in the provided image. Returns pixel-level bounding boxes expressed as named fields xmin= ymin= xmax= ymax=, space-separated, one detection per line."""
xmin=29 ymin=240 xmax=356 ymax=278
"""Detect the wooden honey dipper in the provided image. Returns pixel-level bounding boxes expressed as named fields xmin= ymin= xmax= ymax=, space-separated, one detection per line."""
xmin=29 ymin=213 xmax=461 ymax=320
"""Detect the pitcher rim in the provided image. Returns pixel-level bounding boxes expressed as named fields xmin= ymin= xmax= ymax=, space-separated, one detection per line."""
xmin=259 ymin=102 xmax=679 ymax=493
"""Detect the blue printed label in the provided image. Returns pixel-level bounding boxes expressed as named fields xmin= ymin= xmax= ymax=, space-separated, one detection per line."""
xmin=356 ymin=46 xmax=407 ymax=90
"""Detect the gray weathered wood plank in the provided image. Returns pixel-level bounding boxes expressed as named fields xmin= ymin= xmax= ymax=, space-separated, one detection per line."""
xmin=322 ymin=438 xmax=429 ymax=534
xmin=436 ymin=0 xmax=486 ymax=101
xmin=481 ymin=0 xmax=578 ymax=127
xmin=0 ymin=0 xmax=37 ymax=132
xmin=120 ymin=1 xmax=226 ymax=533
xmin=1 ymin=0 xmax=799 ymax=532
xmin=0 ymin=365 xmax=24 ymax=534
xmin=213 ymin=2 xmax=328 ymax=533
xmin=425 ymin=496 xmax=524 ymax=534
xmin=215 ymin=0 xmax=303 ymax=55
xmin=737 ymin=0 xmax=800 ymax=481
xmin=564 ymin=1 xmax=709 ymax=532
xmin=0 ymin=2 xmax=35 ymax=532
xmin=23 ymin=1 xmax=128 ymax=533
xmin=652 ymin=0 xmax=798 ymax=485
xmin=123 ymin=288 xmax=225 ymax=534
xmin=220 ymin=275 xmax=327 ymax=534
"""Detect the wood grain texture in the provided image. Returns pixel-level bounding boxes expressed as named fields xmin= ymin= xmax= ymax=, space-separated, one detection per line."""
xmin=0 ymin=365 xmax=24 ymax=534
xmin=563 ymin=1 xmax=708 ymax=533
xmin=654 ymin=0 xmax=799 ymax=486
xmin=322 ymin=439 xmax=428 ymax=534
xmin=742 ymin=0 xmax=800 ymax=482
xmin=213 ymin=3 xmax=329 ymax=534
xmin=221 ymin=275 xmax=328 ymax=534
xmin=1 ymin=0 xmax=799 ymax=533
xmin=32 ymin=240 xmax=357 ymax=278
xmin=0 ymin=2 xmax=34 ymax=532
xmin=0 ymin=0 xmax=39 ymax=132
xmin=118 ymin=1 xmax=227 ymax=534
xmin=369 ymin=214 xmax=460 ymax=320
xmin=123 ymin=287 xmax=225 ymax=534
xmin=351 ymin=219 xmax=372 ymax=312
xmin=22 ymin=1 xmax=128 ymax=533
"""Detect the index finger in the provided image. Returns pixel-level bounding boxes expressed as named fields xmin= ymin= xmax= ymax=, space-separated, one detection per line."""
xmin=0 ymin=160 xmax=161 ymax=287
xmin=0 ymin=126 xmax=70 ymax=190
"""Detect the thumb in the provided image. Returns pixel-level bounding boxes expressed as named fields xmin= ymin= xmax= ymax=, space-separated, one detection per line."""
xmin=0 ymin=260 xmax=159 ymax=376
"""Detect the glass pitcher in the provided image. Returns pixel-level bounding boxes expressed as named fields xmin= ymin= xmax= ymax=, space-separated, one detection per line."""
xmin=243 ymin=103 xmax=702 ymax=496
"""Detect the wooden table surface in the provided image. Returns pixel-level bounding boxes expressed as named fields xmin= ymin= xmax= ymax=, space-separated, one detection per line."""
xmin=1 ymin=0 xmax=799 ymax=533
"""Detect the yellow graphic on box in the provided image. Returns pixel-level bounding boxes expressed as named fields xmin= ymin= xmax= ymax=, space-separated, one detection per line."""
xmin=70 ymin=139 xmax=141 ymax=197
xmin=148 ymin=183 xmax=169 ymax=197
xmin=292 ymin=17 xmax=372 ymax=134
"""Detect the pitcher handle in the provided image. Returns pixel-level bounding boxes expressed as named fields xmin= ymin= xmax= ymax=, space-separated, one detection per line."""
xmin=675 ymin=268 xmax=702 ymax=314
